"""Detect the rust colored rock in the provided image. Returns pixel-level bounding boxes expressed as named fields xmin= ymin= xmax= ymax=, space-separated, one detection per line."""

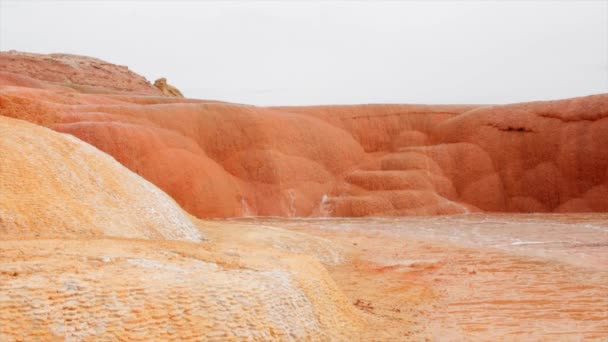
xmin=1 ymin=51 xmax=606 ymax=341
xmin=1 ymin=51 xmax=607 ymax=218
xmin=0 ymin=51 xmax=162 ymax=95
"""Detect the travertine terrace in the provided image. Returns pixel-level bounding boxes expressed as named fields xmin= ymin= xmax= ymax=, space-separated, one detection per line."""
xmin=1 ymin=51 xmax=607 ymax=340
xmin=2 ymin=51 xmax=608 ymax=219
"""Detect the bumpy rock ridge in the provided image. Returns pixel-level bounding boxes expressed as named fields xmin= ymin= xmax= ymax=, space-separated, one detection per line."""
xmin=1 ymin=51 xmax=607 ymax=218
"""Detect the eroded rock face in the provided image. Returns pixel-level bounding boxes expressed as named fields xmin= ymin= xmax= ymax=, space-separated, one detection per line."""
xmin=1 ymin=51 xmax=607 ymax=217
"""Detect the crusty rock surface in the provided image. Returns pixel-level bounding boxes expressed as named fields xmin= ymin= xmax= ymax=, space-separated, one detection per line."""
xmin=0 ymin=239 xmax=367 ymax=341
xmin=241 ymin=216 xmax=608 ymax=341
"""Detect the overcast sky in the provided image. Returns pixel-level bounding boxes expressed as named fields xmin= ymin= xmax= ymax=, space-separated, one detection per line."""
xmin=1 ymin=1 xmax=607 ymax=105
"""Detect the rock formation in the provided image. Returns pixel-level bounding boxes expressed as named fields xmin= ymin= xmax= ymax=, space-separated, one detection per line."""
xmin=154 ymin=77 xmax=184 ymax=97
xmin=0 ymin=115 xmax=201 ymax=242
xmin=1 ymin=51 xmax=607 ymax=341
xmin=0 ymin=51 xmax=162 ymax=95
xmin=0 ymin=114 xmax=368 ymax=340
xmin=1 ymin=51 xmax=607 ymax=219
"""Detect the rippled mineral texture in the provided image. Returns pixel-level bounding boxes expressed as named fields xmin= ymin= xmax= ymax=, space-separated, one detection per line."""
xmin=1 ymin=51 xmax=607 ymax=340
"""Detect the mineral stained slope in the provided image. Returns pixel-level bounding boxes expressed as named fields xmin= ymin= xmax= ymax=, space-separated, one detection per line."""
xmin=0 ymin=115 xmax=201 ymax=242
xmin=1 ymin=50 xmax=607 ymax=219
xmin=0 ymin=115 xmax=368 ymax=341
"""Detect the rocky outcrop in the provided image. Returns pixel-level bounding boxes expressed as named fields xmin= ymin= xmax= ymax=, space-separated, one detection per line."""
xmin=154 ymin=77 xmax=184 ymax=97
xmin=0 ymin=50 xmax=163 ymax=95
xmin=1 ymin=51 xmax=607 ymax=341
xmin=1 ymin=51 xmax=607 ymax=217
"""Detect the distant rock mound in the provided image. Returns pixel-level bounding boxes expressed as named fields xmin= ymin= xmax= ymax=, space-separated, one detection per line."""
xmin=154 ymin=77 xmax=184 ymax=97
xmin=0 ymin=50 xmax=162 ymax=95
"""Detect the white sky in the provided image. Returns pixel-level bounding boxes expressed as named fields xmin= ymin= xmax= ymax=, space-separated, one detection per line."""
xmin=1 ymin=0 xmax=607 ymax=105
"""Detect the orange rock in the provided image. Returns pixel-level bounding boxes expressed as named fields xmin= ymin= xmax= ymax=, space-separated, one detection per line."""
xmin=0 ymin=115 xmax=202 ymax=241
xmin=154 ymin=77 xmax=184 ymax=97
xmin=1 ymin=51 xmax=607 ymax=217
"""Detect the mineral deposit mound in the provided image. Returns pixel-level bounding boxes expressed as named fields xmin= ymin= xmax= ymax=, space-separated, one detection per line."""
xmin=1 ymin=51 xmax=607 ymax=341
xmin=2 ymin=51 xmax=607 ymax=219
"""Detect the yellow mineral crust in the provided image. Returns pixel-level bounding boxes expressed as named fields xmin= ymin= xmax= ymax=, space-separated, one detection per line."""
xmin=0 ymin=239 xmax=367 ymax=341
xmin=0 ymin=116 xmax=201 ymax=241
